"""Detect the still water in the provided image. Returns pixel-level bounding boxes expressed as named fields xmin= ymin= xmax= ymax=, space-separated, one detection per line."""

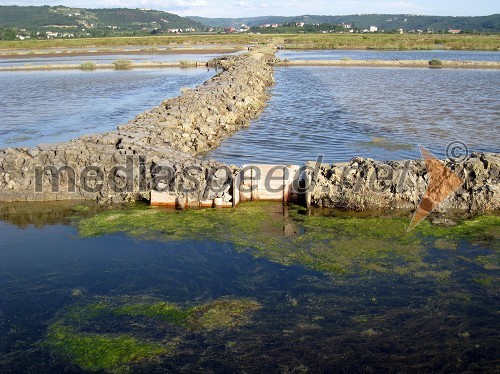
xmin=0 ymin=68 xmax=214 ymax=148
xmin=0 ymin=201 xmax=498 ymax=372
xmin=278 ymin=49 xmax=500 ymax=62
xmin=206 ymin=66 xmax=500 ymax=165
xmin=0 ymin=51 xmax=237 ymax=68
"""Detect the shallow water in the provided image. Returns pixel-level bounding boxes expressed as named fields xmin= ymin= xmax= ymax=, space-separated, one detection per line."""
xmin=278 ymin=49 xmax=500 ymax=62
xmin=205 ymin=66 xmax=500 ymax=165
xmin=0 ymin=51 xmax=236 ymax=68
xmin=0 ymin=68 xmax=214 ymax=148
xmin=0 ymin=201 xmax=498 ymax=372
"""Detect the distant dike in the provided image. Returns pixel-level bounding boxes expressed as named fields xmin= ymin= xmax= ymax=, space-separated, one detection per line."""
xmin=0 ymin=46 xmax=498 ymax=214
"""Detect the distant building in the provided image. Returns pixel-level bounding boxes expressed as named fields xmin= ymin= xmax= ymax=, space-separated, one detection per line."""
xmin=448 ymin=29 xmax=462 ymax=34
xmin=369 ymin=26 xmax=378 ymax=33
xmin=224 ymin=27 xmax=236 ymax=33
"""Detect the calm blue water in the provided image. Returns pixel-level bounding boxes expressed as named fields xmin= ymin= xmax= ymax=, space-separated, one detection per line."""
xmin=278 ymin=49 xmax=500 ymax=62
xmin=206 ymin=66 xmax=500 ymax=165
xmin=0 ymin=68 xmax=214 ymax=148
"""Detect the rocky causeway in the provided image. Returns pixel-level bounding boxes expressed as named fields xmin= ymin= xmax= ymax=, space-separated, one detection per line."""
xmin=0 ymin=46 xmax=498 ymax=213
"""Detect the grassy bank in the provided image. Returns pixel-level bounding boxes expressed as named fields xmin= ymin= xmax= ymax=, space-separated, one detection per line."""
xmin=0 ymin=33 xmax=498 ymax=52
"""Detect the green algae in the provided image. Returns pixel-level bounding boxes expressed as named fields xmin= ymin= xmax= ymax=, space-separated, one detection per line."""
xmin=45 ymin=296 xmax=262 ymax=372
xmin=474 ymin=255 xmax=500 ymax=271
xmin=45 ymin=323 xmax=170 ymax=372
xmin=75 ymin=202 xmax=499 ymax=277
xmin=433 ymin=238 xmax=458 ymax=250
xmin=72 ymin=205 xmax=90 ymax=213
xmin=472 ymin=276 xmax=498 ymax=287
xmin=113 ymin=302 xmax=191 ymax=325
xmin=187 ymin=299 xmax=262 ymax=331
xmin=65 ymin=296 xmax=262 ymax=331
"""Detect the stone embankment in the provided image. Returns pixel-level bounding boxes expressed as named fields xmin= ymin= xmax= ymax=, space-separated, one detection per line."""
xmin=0 ymin=45 xmax=499 ymax=214
xmin=308 ymin=153 xmax=499 ymax=213
xmin=0 ymin=49 xmax=275 ymax=204
xmin=278 ymin=59 xmax=500 ymax=69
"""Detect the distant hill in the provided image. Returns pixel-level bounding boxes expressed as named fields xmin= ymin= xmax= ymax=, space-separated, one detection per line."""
xmin=0 ymin=5 xmax=204 ymax=38
xmin=190 ymin=14 xmax=500 ymax=32
xmin=1 ymin=6 xmax=498 ymax=40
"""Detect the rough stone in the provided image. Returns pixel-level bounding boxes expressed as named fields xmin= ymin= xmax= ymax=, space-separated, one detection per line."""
xmin=0 ymin=48 xmax=276 ymax=204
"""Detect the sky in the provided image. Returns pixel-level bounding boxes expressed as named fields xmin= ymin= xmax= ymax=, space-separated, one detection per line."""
xmin=1 ymin=0 xmax=498 ymax=18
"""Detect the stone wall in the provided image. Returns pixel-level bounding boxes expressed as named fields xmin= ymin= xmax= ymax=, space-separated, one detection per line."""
xmin=0 ymin=49 xmax=275 ymax=203
xmin=309 ymin=153 xmax=499 ymax=213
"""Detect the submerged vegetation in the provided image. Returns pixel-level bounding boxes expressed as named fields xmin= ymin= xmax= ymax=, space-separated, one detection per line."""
xmin=45 ymin=323 xmax=169 ymax=372
xmin=45 ymin=296 xmax=262 ymax=371
xmin=76 ymin=202 xmax=500 ymax=278
xmin=65 ymin=296 xmax=262 ymax=331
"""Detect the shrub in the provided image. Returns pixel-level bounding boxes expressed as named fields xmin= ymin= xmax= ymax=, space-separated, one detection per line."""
xmin=113 ymin=59 xmax=133 ymax=70
xmin=79 ymin=62 xmax=97 ymax=71
xmin=429 ymin=58 xmax=443 ymax=66
xmin=179 ymin=60 xmax=195 ymax=67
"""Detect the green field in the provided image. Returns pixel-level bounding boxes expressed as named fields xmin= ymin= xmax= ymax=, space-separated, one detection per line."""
xmin=0 ymin=33 xmax=499 ymax=51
